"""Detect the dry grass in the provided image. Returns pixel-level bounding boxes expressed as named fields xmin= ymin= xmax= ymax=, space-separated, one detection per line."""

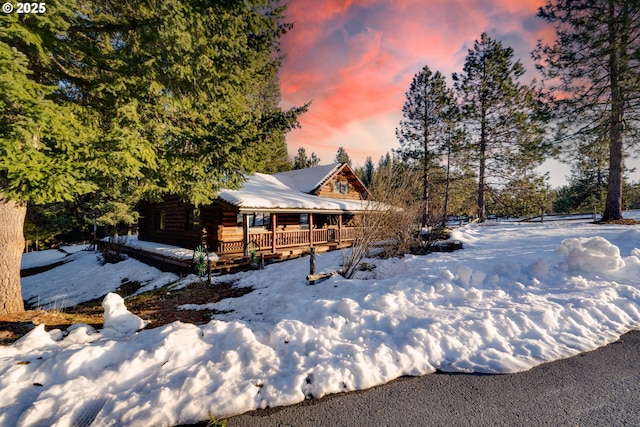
xmin=594 ymin=219 xmax=640 ymax=225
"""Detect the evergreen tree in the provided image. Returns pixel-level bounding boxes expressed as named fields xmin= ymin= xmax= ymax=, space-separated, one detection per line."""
xmin=493 ymin=174 xmax=550 ymax=218
xmin=622 ymin=181 xmax=640 ymax=210
xmin=292 ymin=147 xmax=320 ymax=169
xmin=252 ymin=64 xmax=297 ymax=174
xmin=309 ymin=152 xmax=321 ymax=167
xmin=453 ymin=33 xmax=547 ymax=222
xmin=0 ymin=0 xmax=304 ymax=314
xmin=363 ymin=156 xmax=375 ymax=187
xmin=378 ymin=152 xmax=393 ymax=170
xmin=535 ymin=0 xmax=640 ymax=221
xmin=334 ymin=146 xmax=352 ymax=165
xmin=0 ymin=3 xmax=102 ymax=314
xmin=552 ymin=140 xmax=609 ymax=214
xmin=293 ymin=147 xmax=310 ymax=170
xmin=397 ymin=65 xmax=458 ymax=227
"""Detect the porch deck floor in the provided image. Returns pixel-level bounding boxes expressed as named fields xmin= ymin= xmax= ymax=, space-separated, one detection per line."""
xmin=114 ymin=240 xmax=351 ymax=276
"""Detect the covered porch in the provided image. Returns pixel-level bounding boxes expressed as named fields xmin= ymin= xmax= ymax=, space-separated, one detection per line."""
xmin=214 ymin=210 xmax=360 ymax=255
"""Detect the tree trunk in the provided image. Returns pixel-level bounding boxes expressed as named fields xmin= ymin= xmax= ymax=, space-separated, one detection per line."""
xmin=602 ymin=0 xmax=624 ymax=222
xmin=421 ymin=160 xmax=429 ymax=228
xmin=478 ymin=115 xmax=487 ymax=222
xmin=421 ymin=122 xmax=430 ymax=228
xmin=442 ymin=143 xmax=451 ymax=228
xmin=0 ymin=196 xmax=26 ymax=315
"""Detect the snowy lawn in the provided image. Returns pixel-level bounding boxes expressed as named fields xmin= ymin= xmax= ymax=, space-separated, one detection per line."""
xmin=3 ymin=216 xmax=640 ymax=426
xmin=20 ymin=244 xmax=89 ymax=270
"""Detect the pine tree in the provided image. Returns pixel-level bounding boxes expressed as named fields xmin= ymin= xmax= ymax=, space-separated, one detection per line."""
xmin=0 ymin=3 xmax=102 ymax=314
xmin=535 ymin=0 xmax=640 ymax=221
xmin=440 ymin=103 xmax=464 ymax=227
xmin=335 ymin=146 xmax=352 ymax=165
xmin=252 ymin=63 xmax=299 ymax=174
xmin=293 ymin=147 xmax=310 ymax=170
xmin=552 ymin=140 xmax=609 ymax=214
xmin=309 ymin=152 xmax=321 ymax=167
xmin=453 ymin=33 xmax=547 ymax=222
xmin=0 ymin=0 xmax=304 ymax=314
xmin=293 ymin=147 xmax=320 ymax=169
xmin=397 ymin=65 xmax=458 ymax=227
xmin=378 ymin=152 xmax=393 ymax=170
xmin=363 ymin=156 xmax=375 ymax=187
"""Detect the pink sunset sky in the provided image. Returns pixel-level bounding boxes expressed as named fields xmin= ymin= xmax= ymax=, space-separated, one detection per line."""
xmin=277 ymin=0 xmax=575 ymax=184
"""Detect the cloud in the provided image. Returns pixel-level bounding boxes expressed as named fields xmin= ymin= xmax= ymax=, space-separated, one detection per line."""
xmin=280 ymin=0 xmax=549 ymax=166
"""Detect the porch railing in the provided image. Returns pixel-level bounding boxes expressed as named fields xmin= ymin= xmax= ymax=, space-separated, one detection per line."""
xmin=217 ymin=227 xmax=359 ymax=253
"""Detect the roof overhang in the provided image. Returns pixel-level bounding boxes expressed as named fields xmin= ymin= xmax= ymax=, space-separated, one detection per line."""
xmin=212 ymin=199 xmax=368 ymax=215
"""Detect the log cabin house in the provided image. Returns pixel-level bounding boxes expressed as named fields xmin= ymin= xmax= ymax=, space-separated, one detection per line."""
xmin=136 ymin=163 xmax=371 ymax=261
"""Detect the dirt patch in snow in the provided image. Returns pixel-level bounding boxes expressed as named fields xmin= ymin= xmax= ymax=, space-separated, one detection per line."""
xmin=0 ymin=280 xmax=252 ymax=345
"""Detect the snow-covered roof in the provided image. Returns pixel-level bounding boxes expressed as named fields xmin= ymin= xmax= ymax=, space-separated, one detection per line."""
xmin=271 ymin=163 xmax=343 ymax=193
xmin=217 ymin=172 xmax=368 ymax=212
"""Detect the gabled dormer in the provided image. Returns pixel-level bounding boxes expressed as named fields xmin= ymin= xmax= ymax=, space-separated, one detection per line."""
xmin=272 ymin=163 xmax=369 ymax=200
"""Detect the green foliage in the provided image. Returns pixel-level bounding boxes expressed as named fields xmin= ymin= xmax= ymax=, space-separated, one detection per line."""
xmin=552 ymin=142 xmax=609 ymax=214
xmin=397 ymin=66 xmax=456 ymax=166
xmin=1 ymin=0 xmax=306 ymax=216
xmin=535 ymin=0 xmax=640 ymax=220
xmin=354 ymin=156 xmax=375 ymax=188
xmin=490 ymin=175 xmax=551 ymax=218
xmin=623 ymin=181 xmax=640 ymax=210
xmin=24 ymin=203 xmax=76 ymax=249
xmin=206 ymin=411 xmax=227 ymax=427
xmin=363 ymin=156 xmax=374 ymax=187
xmin=292 ymin=147 xmax=321 ymax=169
xmin=396 ymin=65 xmax=460 ymax=227
xmin=453 ymin=32 xmax=547 ymax=221
xmin=193 ymin=245 xmax=208 ymax=277
xmin=334 ymin=146 xmax=352 ymax=165
xmin=0 ymin=7 xmax=98 ymax=204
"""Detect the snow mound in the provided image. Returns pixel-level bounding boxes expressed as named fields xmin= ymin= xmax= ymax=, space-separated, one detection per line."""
xmin=617 ymin=229 xmax=640 ymax=242
xmin=556 ymin=236 xmax=625 ymax=272
xmin=10 ymin=324 xmax=60 ymax=353
xmin=102 ymin=293 xmax=146 ymax=335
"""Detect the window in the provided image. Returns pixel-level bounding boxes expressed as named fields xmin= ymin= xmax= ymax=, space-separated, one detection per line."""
xmin=156 ymin=209 xmax=166 ymax=231
xmin=237 ymin=212 xmax=271 ymax=229
xmin=300 ymin=213 xmax=309 ymax=229
xmin=333 ymin=180 xmax=349 ymax=194
xmin=186 ymin=208 xmax=200 ymax=231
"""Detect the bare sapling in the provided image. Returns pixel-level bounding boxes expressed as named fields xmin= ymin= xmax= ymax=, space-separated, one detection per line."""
xmin=340 ymin=166 xmax=421 ymax=278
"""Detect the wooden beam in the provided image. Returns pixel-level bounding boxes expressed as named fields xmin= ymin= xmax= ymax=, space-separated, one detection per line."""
xmin=338 ymin=214 xmax=342 ymax=244
xmin=243 ymin=213 xmax=249 ymax=257
xmin=307 ymin=270 xmax=339 ymax=284
xmin=309 ymin=213 xmax=314 ymax=247
xmin=271 ymin=213 xmax=277 ymax=254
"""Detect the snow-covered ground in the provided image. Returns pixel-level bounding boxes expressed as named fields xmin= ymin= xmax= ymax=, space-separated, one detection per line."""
xmin=3 ymin=214 xmax=640 ymax=426
xmin=20 ymin=246 xmax=181 ymax=310
xmin=20 ymin=244 xmax=88 ymax=270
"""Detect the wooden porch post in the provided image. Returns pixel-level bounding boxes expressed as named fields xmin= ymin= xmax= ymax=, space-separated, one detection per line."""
xmin=271 ymin=213 xmax=277 ymax=254
xmin=309 ymin=213 xmax=314 ymax=248
xmin=243 ymin=213 xmax=249 ymax=257
xmin=338 ymin=214 xmax=342 ymax=244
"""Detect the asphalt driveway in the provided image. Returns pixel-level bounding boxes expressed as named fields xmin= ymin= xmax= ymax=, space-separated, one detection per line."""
xmin=225 ymin=330 xmax=640 ymax=426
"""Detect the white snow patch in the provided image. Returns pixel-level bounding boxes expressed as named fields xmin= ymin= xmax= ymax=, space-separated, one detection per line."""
xmin=102 ymin=293 xmax=147 ymax=335
xmin=557 ymin=236 xmax=625 ymax=272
